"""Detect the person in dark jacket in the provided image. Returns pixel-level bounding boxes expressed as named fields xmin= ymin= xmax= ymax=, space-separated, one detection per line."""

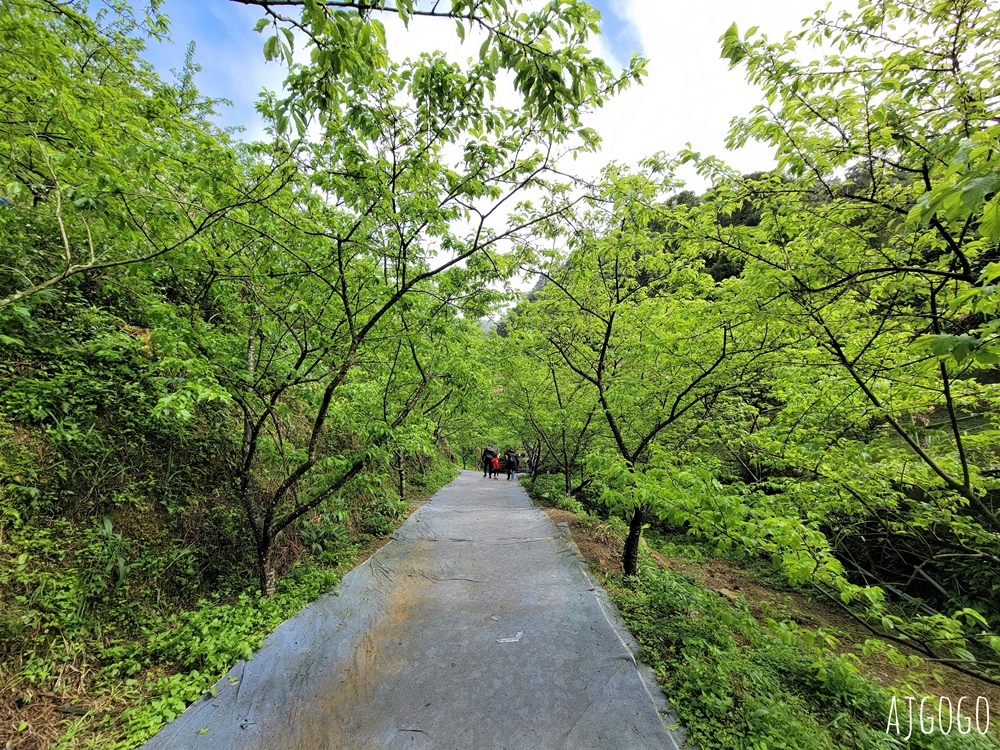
xmin=504 ymin=448 xmax=519 ymax=480
xmin=482 ymin=446 xmax=497 ymax=478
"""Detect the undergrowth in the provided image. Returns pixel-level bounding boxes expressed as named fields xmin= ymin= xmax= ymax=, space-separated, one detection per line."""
xmin=0 ymin=525 xmax=349 ymax=749
xmin=524 ymin=472 xmax=999 ymax=748
xmin=521 ymin=472 xmax=585 ymax=514
xmin=104 ymin=559 xmax=349 ymax=747
xmin=609 ymin=561 xmax=998 ymax=750
xmin=1 ymin=412 xmax=456 ymax=750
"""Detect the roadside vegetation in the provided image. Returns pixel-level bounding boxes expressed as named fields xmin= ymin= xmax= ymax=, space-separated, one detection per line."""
xmin=524 ymin=476 xmax=999 ymax=749
xmin=1 ymin=416 xmax=454 ymax=749
xmin=3 ymin=0 xmax=1000 ymax=748
xmin=0 ymin=0 xmax=626 ymax=746
xmin=478 ymin=4 xmax=1000 ymax=747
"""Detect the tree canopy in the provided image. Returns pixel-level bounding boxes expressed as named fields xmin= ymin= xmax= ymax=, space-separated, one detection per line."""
xmin=2 ymin=0 xmax=1000 ymax=747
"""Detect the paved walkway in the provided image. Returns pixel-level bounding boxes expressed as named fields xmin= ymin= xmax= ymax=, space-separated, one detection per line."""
xmin=142 ymin=470 xmax=686 ymax=749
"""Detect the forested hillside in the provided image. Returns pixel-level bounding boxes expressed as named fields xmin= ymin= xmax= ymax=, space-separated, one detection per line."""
xmin=1 ymin=0 xmax=999 ymax=748
xmin=477 ymin=0 xmax=1000 ymax=745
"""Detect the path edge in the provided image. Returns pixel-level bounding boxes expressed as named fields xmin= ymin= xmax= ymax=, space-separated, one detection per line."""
xmin=549 ymin=518 xmax=695 ymax=750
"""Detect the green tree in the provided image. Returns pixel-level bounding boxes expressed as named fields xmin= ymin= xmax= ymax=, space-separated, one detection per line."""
xmin=154 ymin=0 xmax=640 ymax=592
xmin=497 ymin=312 xmax=601 ymax=495
xmin=235 ymin=0 xmax=645 ymax=134
xmin=0 ymin=1 xmax=284 ymax=310
xmin=514 ymin=161 xmax=775 ymax=576
xmin=668 ymin=0 xmax=1000 ymax=677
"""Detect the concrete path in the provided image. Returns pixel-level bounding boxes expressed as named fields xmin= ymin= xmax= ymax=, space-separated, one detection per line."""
xmin=142 ymin=470 xmax=686 ymax=749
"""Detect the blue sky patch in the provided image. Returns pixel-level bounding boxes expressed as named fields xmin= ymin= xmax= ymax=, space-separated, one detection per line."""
xmin=142 ymin=0 xmax=274 ymax=136
xmin=588 ymin=0 xmax=644 ymax=69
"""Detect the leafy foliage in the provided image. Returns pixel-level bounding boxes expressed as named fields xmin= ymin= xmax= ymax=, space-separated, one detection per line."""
xmin=614 ymin=566 xmax=995 ymax=749
xmin=4 ymin=0 xmax=1000 ymax=747
xmin=490 ymin=0 xmax=1000 ymax=704
xmin=0 ymin=0 xmax=638 ymax=745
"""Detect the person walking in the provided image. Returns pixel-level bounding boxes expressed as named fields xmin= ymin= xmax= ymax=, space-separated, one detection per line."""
xmin=482 ymin=446 xmax=497 ymax=478
xmin=504 ymin=448 xmax=519 ymax=480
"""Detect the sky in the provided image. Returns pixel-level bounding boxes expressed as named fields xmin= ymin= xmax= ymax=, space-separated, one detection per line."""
xmin=141 ymin=0 xmax=853 ymax=189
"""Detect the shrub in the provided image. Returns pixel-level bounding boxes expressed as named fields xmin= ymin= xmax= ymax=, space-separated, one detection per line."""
xmin=612 ymin=567 xmax=995 ymax=750
xmin=522 ymin=473 xmax=584 ymax=513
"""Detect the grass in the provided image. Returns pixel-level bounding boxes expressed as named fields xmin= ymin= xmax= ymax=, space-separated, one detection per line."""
xmin=529 ymin=493 xmax=1000 ymax=750
xmin=1 ymin=460 xmax=457 ymax=750
xmin=610 ymin=565 xmax=998 ymax=749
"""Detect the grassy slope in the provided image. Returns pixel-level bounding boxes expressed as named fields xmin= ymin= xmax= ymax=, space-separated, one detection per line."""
xmin=0 ymin=422 xmax=456 ymax=750
xmin=523 ymin=476 xmax=999 ymax=750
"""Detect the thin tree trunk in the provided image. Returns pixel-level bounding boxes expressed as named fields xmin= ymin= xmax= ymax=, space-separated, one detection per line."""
xmin=258 ymin=540 xmax=277 ymax=598
xmin=397 ymin=449 xmax=406 ymax=500
xmin=622 ymin=505 xmax=647 ymax=577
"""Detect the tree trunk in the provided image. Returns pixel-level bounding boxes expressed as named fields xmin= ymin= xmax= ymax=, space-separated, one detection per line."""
xmin=622 ymin=505 xmax=647 ymax=577
xmin=397 ymin=449 xmax=406 ymax=500
xmin=258 ymin=540 xmax=277 ymax=598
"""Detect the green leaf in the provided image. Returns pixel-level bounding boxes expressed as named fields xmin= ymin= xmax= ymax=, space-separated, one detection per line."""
xmin=720 ymin=23 xmax=746 ymax=66
xmin=981 ymin=196 xmax=1000 ymax=241
xmin=927 ymin=334 xmax=958 ymax=357
xmin=0 ymin=334 xmax=25 ymax=347
xmin=263 ymin=35 xmax=280 ymax=61
xmin=959 ymin=175 xmax=999 ymax=211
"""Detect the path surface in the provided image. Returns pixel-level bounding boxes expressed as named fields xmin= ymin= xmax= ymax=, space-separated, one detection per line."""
xmin=142 ymin=470 xmax=686 ymax=749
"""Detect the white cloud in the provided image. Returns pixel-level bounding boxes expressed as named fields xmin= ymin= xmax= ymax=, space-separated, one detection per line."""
xmin=575 ymin=0 xmax=856 ymax=190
